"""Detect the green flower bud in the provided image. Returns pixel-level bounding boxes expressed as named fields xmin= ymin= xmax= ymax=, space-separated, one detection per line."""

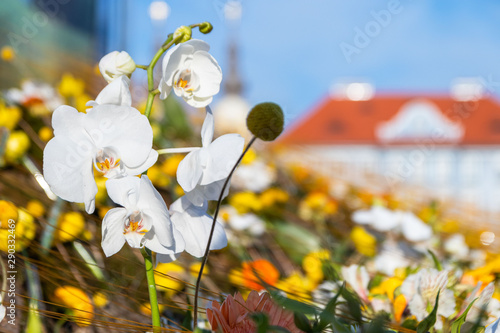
xmin=246 ymin=102 xmax=284 ymax=141
xmin=199 ymin=22 xmax=213 ymax=34
xmin=173 ymin=26 xmax=192 ymax=44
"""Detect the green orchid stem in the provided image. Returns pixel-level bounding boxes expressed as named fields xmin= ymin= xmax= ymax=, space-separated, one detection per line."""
xmin=141 ymin=247 xmax=161 ymax=332
xmin=144 ymin=35 xmax=178 ymax=119
xmin=193 ymin=136 xmax=257 ymax=329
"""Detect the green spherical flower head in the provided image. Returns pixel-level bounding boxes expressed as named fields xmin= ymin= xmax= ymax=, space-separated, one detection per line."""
xmin=246 ymin=102 xmax=284 ymax=141
xmin=199 ymin=22 xmax=213 ymax=34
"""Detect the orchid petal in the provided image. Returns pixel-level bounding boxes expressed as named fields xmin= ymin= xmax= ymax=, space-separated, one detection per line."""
xmin=101 ymin=208 xmax=127 ymax=256
xmin=43 ymin=136 xmax=97 ymax=213
xmin=93 ymin=76 xmax=132 ymax=107
xmin=192 ymin=51 xmax=222 ymax=98
xmin=106 ymin=176 xmax=141 ymax=209
xmin=202 ymin=133 xmax=244 ymax=184
xmin=122 ymin=149 xmax=159 ymax=176
xmin=201 ymin=106 xmax=215 ymax=147
xmin=177 ymin=150 xmax=203 ymax=192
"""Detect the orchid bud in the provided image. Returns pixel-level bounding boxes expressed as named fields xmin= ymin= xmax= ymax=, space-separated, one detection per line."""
xmin=98 ymin=51 xmax=136 ymax=83
xmin=173 ymin=25 xmax=192 ymax=44
xmin=246 ymin=102 xmax=284 ymax=141
xmin=199 ymin=22 xmax=213 ymax=34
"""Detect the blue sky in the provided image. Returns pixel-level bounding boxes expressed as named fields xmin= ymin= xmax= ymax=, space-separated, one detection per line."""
xmin=119 ymin=0 xmax=500 ymax=126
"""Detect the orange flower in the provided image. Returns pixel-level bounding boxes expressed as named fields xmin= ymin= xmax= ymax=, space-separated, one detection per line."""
xmin=242 ymin=259 xmax=280 ymax=290
xmin=207 ymin=291 xmax=303 ymax=333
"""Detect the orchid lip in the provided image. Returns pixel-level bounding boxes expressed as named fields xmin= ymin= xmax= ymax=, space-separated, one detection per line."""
xmin=124 ymin=211 xmax=148 ymax=235
xmin=93 ymin=147 xmax=123 ymax=177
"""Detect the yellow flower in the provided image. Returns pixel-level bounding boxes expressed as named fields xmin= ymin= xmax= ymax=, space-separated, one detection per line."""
xmin=229 ymin=268 xmax=246 ymax=287
xmin=140 ymin=302 xmax=165 ymax=316
xmin=58 ymin=73 xmax=85 ymax=98
xmin=174 ymin=185 xmax=184 ymax=197
xmin=350 ymin=226 xmax=377 ymax=257
xmin=93 ymin=292 xmax=108 ymax=308
xmin=0 ymin=103 xmax=21 ymax=130
xmin=302 ymin=250 xmax=330 ymax=283
xmin=38 ymin=126 xmax=53 ymax=142
xmin=299 ymin=192 xmax=337 ymax=221
xmin=241 ymin=148 xmax=257 ymax=165
xmin=437 ymin=218 xmax=460 ymax=234
xmin=0 ymin=200 xmax=18 ymax=228
xmin=275 ymin=272 xmax=314 ymax=301
xmin=98 ymin=206 xmax=112 ymax=220
xmin=53 ymin=286 xmax=93 ymax=326
xmin=189 ymin=262 xmax=209 ymax=278
xmin=154 ymin=262 xmax=185 ymax=297
xmin=147 ymin=164 xmax=170 ymax=187
xmin=55 ymin=212 xmax=85 ymax=243
xmin=230 ymin=192 xmax=262 ymax=214
xmin=26 ymin=200 xmax=45 ymax=218
xmin=5 ymin=131 xmax=30 ymax=161
xmin=74 ymin=93 xmax=91 ymax=113
xmin=94 ymin=176 xmax=108 ymax=205
xmin=0 ymin=209 xmax=36 ymax=252
xmin=370 ymin=277 xmax=403 ymax=302
xmin=161 ymin=154 xmax=184 ymax=177
xmin=1 ymin=46 xmax=15 ymax=61
xmin=260 ymin=188 xmax=289 ymax=209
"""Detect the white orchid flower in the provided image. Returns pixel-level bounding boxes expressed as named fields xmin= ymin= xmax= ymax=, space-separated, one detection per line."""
xmin=102 ymin=175 xmax=184 ymax=257
xmin=43 ymin=104 xmax=158 ymax=213
xmin=99 ymin=51 xmax=136 ymax=83
xmin=168 ymin=195 xmax=227 ymax=258
xmin=176 ymin=107 xmax=244 ymax=206
xmin=86 ymin=75 xmax=132 ymax=110
xmin=400 ymin=268 xmax=456 ymax=329
xmin=399 ymin=212 xmax=432 ymax=242
xmin=159 ymin=39 xmax=222 ymax=108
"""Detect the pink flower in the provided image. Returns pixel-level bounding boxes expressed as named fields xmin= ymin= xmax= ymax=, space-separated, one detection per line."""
xmin=207 ymin=291 xmax=303 ymax=333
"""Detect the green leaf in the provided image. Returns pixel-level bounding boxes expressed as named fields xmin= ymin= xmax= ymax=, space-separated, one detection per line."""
xmin=250 ymin=312 xmax=270 ymax=333
xmin=451 ymin=298 xmax=477 ymax=333
xmin=428 ymin=250 xmax=443 ymax=271
xmin=340 ymin=287 xmax=363 ymax=324
xmin=294 ymin=312 xmax=313 ymax=333
xmin=182 ymin=306 xmax=193 ymax=331
xmin=417 ymin=290 xmax=440 ymax=333
xmin=366 ymin=313 xmax=390 ymax=333
xmin=317 ymin=284 xmax=343 ymax=329
xmin=269 ymin=291 xmax=317 ymax=315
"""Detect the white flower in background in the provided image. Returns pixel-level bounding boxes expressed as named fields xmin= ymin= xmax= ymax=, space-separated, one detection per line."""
xmin=6 ymin=80 xmax=63 ymax=111
xmin=464 ymin=282 xmax=494 ymax=323
xmin=176 ymin=107 xmax=244 ymax=206
xmin=352 ymin=206 xmax=432 ymax=242
xmin=219 ymin=206 xmax=266 ymax=236
xmin=232 ymin=160 xmax=276 ymax=193
xmin=87 ymin=75 xmax=132 ymax=109
xmin=99 ymin=51 xmax=136 ymax=83
xmin=312 ymin=281 xmax=340 ymax=305
xmin=168 ymin=196 xmax=227 ymax=258
xmin=341 ymin=265 xmax=370 ymax=303
xmin=43 ymin=104 xmax=158 ymax=213
xmin=352 ymin=205 xmax=400 ymax=231
xmin=400 ymin=268 xmax=456 ymax=329
xmin=102 ymin=175 xmax=184 ymax=257
xmin=159 ymin=39 xmax=222 ymax=107
xmin=373 ymin=244 xmax=411 ymax=276
xmin=399 ymin=212 xmax=432 ymax=242
xmin=444 ymin=234 xmax=469 ymax=260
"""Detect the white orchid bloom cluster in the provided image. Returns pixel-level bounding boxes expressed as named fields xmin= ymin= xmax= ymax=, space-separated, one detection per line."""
xmin=43 ymin=39 xmax=243 ymax=264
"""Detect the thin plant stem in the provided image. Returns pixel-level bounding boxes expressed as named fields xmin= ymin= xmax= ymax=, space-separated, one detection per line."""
xmin=193 ymin=136 xmax=257 ymax=329
xmin=141 ymin=247 xmax=161 ymax=332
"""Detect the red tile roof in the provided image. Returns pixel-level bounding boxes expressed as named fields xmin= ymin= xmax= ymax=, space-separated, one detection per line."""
xmin=278 ymin=94 xmax=500 ymax=145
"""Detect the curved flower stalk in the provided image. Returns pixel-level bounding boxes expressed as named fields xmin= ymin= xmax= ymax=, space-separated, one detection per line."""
xmin=156 ymin=195 xmax=227 ymax=263
xmin=86 ymin=75 xmax=132 ymax=109
xmin=159 ymin=39 xmax=222 ymax=107
xmin=43 ymin=104 xmax=158 ymax=213
xmin=177 ymin=107 xmax=244 ymax=206
xmin=102 ymin=175 xmax=184 ymax=257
